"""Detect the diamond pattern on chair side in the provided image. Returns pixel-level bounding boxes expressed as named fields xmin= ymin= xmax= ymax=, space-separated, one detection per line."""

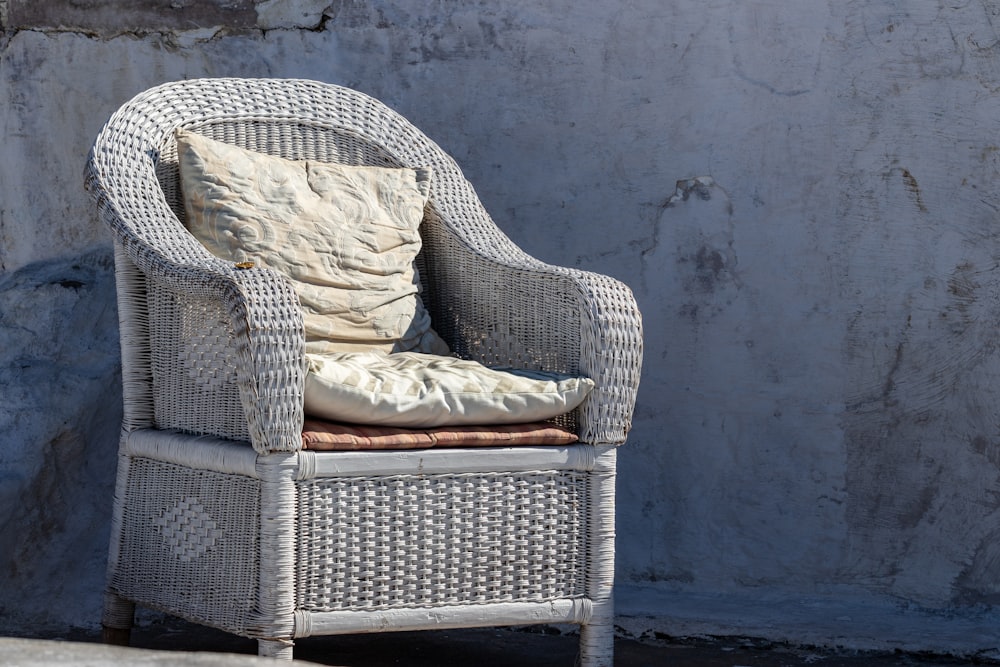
xmin=152 ymin=495 xmax=221 ymax=562
xmin=113 ymin=457 xmax=261 ymax=635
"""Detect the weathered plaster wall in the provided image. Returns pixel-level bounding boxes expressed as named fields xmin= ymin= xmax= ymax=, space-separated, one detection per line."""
xmin=5 ymin=0 xmax=1000 ymax=653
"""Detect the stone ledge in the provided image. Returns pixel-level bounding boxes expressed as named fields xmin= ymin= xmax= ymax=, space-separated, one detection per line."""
xmin=4 ymin=0 xmax=257 ymax=33
xmin=2 ymin=0 xmax=335 ymax=33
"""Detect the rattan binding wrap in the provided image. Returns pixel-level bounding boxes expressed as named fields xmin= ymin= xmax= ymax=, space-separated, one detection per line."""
xmin=87 ymin=78 xmax=642 ymax=666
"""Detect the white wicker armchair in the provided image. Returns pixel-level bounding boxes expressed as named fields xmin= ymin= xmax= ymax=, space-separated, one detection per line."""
xmin=85 ymin=78 xmax=642 ymax=665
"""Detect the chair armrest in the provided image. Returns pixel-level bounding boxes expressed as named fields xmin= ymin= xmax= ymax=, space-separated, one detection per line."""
xmin=87 ymin=142 xmax=306 ymax=455
xmin=129 ymin=246 xmax=306 ymax=455
xmin=419 ymin=208 xmax=643 ymax=446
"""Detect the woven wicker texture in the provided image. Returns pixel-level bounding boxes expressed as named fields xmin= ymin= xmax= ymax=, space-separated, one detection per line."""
xmin=87 ymin=78 xmax=641 ymax=666
xmin=295 ymin=471 xmax=587 ymax=611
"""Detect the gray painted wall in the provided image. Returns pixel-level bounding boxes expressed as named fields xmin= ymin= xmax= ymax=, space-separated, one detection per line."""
xmin=4 ymin=0 xmax=1000 ymax=654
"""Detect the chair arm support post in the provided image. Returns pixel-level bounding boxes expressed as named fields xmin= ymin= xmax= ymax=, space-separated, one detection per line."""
xmin=574 ymin=273 xmax=643 ymax=445
xmin=223 ymin=270 xmax=306 ymax=454
xmin=580 ymin=446 xmax=618 ymax=667
xmin=252 ymin=452 xmax=299 ymax=643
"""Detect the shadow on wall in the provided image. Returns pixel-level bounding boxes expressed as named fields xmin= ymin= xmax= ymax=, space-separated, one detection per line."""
xmin=0 ymin=249 xmax=122 ymax=634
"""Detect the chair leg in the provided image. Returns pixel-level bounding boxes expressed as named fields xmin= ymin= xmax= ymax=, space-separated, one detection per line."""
xmin=258 ymin=638 xmax=294 ymax=660
xmin=101 ymin=591 xmax=134 ymax=646
xmin=578 ymin=622 xmax=614 ymax=667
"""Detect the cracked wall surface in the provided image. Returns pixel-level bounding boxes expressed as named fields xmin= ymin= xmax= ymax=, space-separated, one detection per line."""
xmin=5 ymin=0 xmax=1000 ymax=652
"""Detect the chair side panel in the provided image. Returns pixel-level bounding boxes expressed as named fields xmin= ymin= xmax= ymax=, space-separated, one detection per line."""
xmin=110 ymin=457 xmax=261 ymax=636
xmin=146 ymin=286 xmax=250 ymax=440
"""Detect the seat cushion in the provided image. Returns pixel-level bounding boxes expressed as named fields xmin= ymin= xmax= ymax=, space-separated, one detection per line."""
xmin=301 ymin=418 xmax=579 ymax=450
xmin=175 ymin=128 xmax=449 ymax=356
xmin=304 ymin=350 xmax=594 ymax=428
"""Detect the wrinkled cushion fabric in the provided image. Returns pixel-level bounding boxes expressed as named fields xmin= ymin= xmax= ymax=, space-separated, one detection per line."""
xmin=301 ymin=418 xmax=579 ymax=450
xmin=176 ymin=128 xmax=449 ymax=355
xmin=304 ymin=351 xmax=595 ymax=428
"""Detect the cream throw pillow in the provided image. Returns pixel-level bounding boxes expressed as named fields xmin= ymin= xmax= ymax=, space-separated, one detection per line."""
xmin=305 ymin=351 xmax=594 ymax=428
xmin=176 ymin=128 xmax=449 ymax=356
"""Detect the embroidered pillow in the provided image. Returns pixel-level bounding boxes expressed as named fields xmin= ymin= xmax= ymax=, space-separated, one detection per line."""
xmin=175 ymin=128 xmax=449 ymax=355
xmin=304 ymin=350 xmax=594 ymax=428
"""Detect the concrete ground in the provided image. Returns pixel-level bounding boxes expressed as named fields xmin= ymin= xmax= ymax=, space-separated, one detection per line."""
xmin=3 ymin=617 xmax=996 ymax=667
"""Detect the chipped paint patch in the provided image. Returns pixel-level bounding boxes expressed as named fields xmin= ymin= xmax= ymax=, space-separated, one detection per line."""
xmin=255 ymin=0 xmax=331 ymax=30
xmin=652 ymin=177 xmax=741 ymax=312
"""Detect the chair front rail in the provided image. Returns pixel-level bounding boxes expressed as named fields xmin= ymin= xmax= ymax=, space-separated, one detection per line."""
xmin=294 ymin=600 xmax=593 ymax=638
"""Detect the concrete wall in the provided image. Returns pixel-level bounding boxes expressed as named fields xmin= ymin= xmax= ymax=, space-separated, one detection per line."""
xmin=4 ymin=0 xmax=1000 ymax=654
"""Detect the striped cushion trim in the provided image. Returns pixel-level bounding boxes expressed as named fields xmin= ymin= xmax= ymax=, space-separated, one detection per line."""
xmin=301 ymin=418 xmax=579 ymax=451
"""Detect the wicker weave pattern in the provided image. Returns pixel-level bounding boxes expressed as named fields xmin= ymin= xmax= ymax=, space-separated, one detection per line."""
xmin=295 ymin=470 xmax=587 ymax=612
xmin=147 ymin=285 xmax=248 ymax=439
xmin=112 ymin=457 xmax=261 ymax=635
